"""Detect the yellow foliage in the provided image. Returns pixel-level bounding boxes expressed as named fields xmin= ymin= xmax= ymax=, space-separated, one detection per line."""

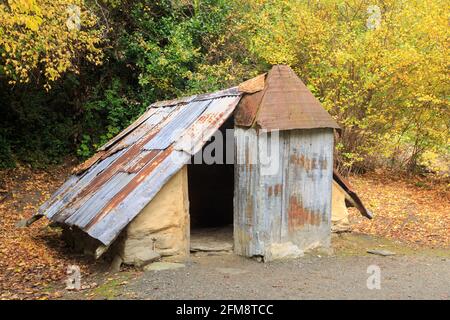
xmin=240 ymin=0 xmax=449 ymax=170
xmin=0 ymin=0 xmax=104 ymax=87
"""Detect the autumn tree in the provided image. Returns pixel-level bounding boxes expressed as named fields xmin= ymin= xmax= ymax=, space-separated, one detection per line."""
xmin=241 ymin=0 xmax=449 ymax=173
xmin=0 ymin=0 xmax=104 ymax=88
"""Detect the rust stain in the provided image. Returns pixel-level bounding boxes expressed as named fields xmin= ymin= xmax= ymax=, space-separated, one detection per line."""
xmin=288 ymin=195 xmax=320 ymax=231
xmin=274 ymin=184 xmax=282 ymax=196
xmin=69 ymin=130 xmax=159 ymax=204
xmin=125 ymin=150 xmax=161 ymax=173
xmin=245 ymin=196 xmax=253 ymax=223
xmin=311 ymin=158 xmax=318 ymax=170
xmin=268 ymin=184 xmax=282 ymax=197
xmin=86 ymin=147 xmax=173 ymax=229
xmin=189 ymin=110 xmax=227 ymax=135
xmin=290 ymin=155 xmax=322 ymax=171
xmin=197 ymin=113 xmax=210 ymax=123
xmin=290 ymin=154 xmax=304 ymax=167
xmin=320 ymin=158 xmax=328 ymax=170
xmin=234 ymin=90 xmax=264 ymax=127
xmin=72 ymin=151 xmax=106 ymax=175
xmin=250 ymin=65 xmax=340 ymax=131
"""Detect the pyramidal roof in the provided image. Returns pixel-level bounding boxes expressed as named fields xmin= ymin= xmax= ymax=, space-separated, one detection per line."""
xmin=235 ymin=65 xmax=340 ymax=130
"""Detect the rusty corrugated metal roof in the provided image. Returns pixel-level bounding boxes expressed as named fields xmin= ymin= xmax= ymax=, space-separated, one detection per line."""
xmin=34 ymin=87 xmax=241 ymax=246
xmin=235 ymin=65 xmax=340 ymax=130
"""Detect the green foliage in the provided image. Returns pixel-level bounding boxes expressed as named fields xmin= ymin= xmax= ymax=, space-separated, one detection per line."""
xmin=0 ymin=134 xmax=15 ymax=169
xmin=121 ymin=0 xmax=246 ymax=98
xmin=0 ymin=0 xmax=256 ymax=166
xmin=77 ymin=77 xmax=146 ymax=159
xmin=73 ymin=0 xmax=255 ymax=158
xmin=0 ymin=76 xmax=78 ymax=167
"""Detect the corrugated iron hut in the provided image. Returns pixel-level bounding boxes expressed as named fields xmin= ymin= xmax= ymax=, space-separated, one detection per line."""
xmin=28 ymin=65 xmax=370 ymax=265
xmin=233 ymin=65 xmax=340 ymax=259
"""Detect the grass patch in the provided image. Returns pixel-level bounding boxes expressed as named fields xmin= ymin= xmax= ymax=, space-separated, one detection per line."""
xmin=92 ymin=272 xmax=134 ymax=300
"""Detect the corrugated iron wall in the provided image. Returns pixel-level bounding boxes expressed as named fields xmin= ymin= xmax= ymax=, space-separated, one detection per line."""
xmin=234 ymin=128 xmax=334 ymax=258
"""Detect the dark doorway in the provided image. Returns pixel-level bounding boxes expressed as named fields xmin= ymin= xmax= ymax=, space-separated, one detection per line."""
xmin=188 ymin=116 xmax=234 ymax=229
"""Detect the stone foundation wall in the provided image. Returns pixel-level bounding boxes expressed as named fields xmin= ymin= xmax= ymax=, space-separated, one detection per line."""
xmin=331 ymin=180 xmax=350 ymax=232
xmin=117 ymin=166 xmax=190 ymax=265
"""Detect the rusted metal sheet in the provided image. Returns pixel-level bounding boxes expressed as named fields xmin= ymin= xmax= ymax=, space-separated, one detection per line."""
xmin=258 ymin=131 xmax=286 ymax=243
xmin=34 ymin=90 xmax=243 ymax=246
xmin=234 ymin=128 xmax=334 ymax=258
xmin=175 ymin=96 xmax=240 ymax=155
xmin=234 ymin=89 xmax=265 ymax=127
xmin=87 ymin=150 xmax=190 ymax=245
xmin=84 ymin=147 xmax=176 ymax=231
xmin=64 ymin=171 xmax=137 ymax=228
xmin=235 ymin=65 xmax=340 ymax=131
xmin=234 ymin=128 xmax=264 ymax=256
xmin=97 ymin=107 xmax=160 ymax=151
xmin=143 ymin=100 xmax=212 ymax=150
xmin=238 ymin=73 xmax=266 ymax=93
xmin=333 ymin=170 xmax=373 ymax=219
xmin=107 ymin=107 xmax=174 ymax=153
xmin=282 ymin=129 xmax=334 ymax=249
xmin=41 ymin=148 xmax=128 ymax=219
xmin=122 ymin=150 xmax=162 ymax=173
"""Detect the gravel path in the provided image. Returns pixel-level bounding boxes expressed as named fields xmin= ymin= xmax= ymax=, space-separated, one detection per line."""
xmin=120 ymin=253 xmax=449 ymax=300
xmin=63 ymin=233 xmax=449 ymax=300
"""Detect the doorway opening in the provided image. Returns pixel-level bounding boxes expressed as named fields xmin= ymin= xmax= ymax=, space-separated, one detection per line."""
xmin=188 ymin=116 xmax=234 ymax=254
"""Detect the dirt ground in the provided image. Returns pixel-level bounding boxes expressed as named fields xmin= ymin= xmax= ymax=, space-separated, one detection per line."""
xmin=0 ymin=163 xmax=449 ymax=300
xmin=349 ymin=171 xmax=450 ymax=247
xmin=123 ymin=255 xmax=450 ymax=300
xmin=65 ymin=233 xmax=450 ymax=300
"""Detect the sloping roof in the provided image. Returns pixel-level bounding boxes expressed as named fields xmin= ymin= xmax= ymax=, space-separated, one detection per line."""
xmin=333 ymin=170 xmax=373 ymax=219
xmin=34 ymin=87 xmax=242 ymax=246
xmin=235 ymin=65 xmax=340 ymax=130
